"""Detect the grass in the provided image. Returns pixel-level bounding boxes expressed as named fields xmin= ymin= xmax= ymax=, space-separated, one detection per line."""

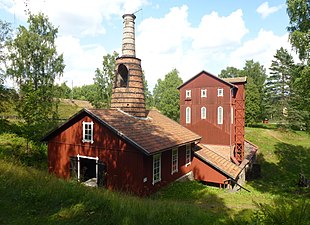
xmin=0 ymin=160 xmax=222 ymax=225
xmin=0 ymin=98 xmax=91 ymax=120
xmin=0 ymin=125 xmax=309 ymax=224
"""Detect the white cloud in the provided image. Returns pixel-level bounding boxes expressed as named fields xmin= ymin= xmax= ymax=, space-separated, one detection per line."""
xmin=226 ymin=29 xmax=292 ymax=72
xmin=256 ymin=2 xmax=283 ymax=19
xmin=137 ymin=7 xmax=249 ymax=89
xmin=191 ymin=9 xmax=248 ymax=49
xmin=55 ymin=35 xmax=106 ymax=86
xmin=3 ymin=0 xmax=148 ymax=37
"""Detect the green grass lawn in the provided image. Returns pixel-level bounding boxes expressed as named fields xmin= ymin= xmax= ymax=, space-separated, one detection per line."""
xmin=0 ymin=126 xmax=309 ymax=224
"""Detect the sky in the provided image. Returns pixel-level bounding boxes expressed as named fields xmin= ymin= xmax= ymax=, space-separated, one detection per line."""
xmin=0 ymin=0 xmax=294 ymax=91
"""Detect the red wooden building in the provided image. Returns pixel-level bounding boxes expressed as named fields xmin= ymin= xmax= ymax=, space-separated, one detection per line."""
xmin=178 ymin=71 xmax=258 ymax=188
xmin=43 ymin=14 xmax=201 ymax=196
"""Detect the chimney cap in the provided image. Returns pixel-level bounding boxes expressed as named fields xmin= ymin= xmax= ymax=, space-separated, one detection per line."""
xmin=122 ymin=14 xmax=136 ymax=19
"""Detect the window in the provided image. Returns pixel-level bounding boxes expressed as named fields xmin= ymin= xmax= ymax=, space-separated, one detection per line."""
xmin=218 ymin=106 xmax=223 ymax=124
xmin=218 ymin=88 xmax=223 ymax=97
xmin=185 ymin=90 xmax=191 ymax=98
xmin=201 ymin=89 xmax=207 ymax=97
xmin=171 ymin=148 xmax=178 ymax=174
xmin=231 ymin=106 xmax=234 ymax=124
xmin=185 ymin=144 xmax=191 ymax=166
xmin=153 ymin=154 xmax=161 ymax=184
xmin=186 ymin=107 xmax=191 ymax=124
xmin=82 ymin=121 xmax=94 ymax=143
xmin=201 ymin=107 xmax=207 ymax=119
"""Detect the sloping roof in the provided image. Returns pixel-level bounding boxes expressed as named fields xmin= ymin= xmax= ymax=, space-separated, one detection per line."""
xmin=42 ymin=108 xmax=201 ymax=155
xmin=194 ymin=144 xmax=242 ymax=179
xmin=223 ymin=77 xmax=247 ymax=84
xmin=177 ymin=70 xmax=236 ymax=89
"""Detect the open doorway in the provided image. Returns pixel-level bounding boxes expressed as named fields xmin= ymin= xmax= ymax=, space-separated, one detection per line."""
xmin=70 ymin=155 xmax=106 ymax=187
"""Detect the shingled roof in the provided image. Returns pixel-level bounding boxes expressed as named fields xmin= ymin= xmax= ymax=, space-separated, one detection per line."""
xmin=223 ymin=77 xmax=247 ymax=84
xmin=194 ymin=144 xmax=242 ymax=179
xmin=42 ymin=108 xmax=201 ymax=155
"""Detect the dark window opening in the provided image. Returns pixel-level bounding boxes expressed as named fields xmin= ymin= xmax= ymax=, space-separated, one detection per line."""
xmin=80 ymin=158 xmax=96 ymax=182
xmin=115 ymin=64 xmax=128 ymax=87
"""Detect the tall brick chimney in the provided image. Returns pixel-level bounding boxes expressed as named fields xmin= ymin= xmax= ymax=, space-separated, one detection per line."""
xmin=110 ymin=14 xmax=146 ymax=118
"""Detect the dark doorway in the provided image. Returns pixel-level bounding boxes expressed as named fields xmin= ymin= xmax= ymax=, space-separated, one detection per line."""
xmin=70 ymin=156 xmax=106 ymax=187
xmin=80 ymin=158 xmax=96 ymax=182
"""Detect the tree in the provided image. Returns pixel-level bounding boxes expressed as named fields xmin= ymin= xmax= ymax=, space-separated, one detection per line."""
xmin=241 ymin=60 xmax=267 ymax=123
xmin=92 ymin=51 xmax=118 ymax=108
xmin=0 ymin=20 xmax=12 ymax=113
xmin=142 ymin=72 xmax=153 ymax=108
xmin=287 ymin=0 xmax=310 ymax=62
xmin=219 ymin=66 xmax=241 ymax=78
xmin=245 ymin=77 xmax=261 ymax=125
xmin=153 ymin=69 xmax=183 ymax=121
xmin=6 ymin=13 xmax=65 ymax=139
xmin=265 ymin=47 xmax=294 ymax=123
xmin=287 ymin=0 xmax=310 ymax=130
xmin=54 ymin=82 xmax=71 ymax=99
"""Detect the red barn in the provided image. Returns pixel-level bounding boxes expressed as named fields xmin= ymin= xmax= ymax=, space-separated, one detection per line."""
xmin=178 ymin=71 xmax=258 ymax=188
xmin=43 ymin=14 xmax=201 ymax=196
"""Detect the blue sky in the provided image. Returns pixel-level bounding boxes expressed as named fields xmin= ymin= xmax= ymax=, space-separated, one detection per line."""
xmin=0 ymin=0 xmax=293 ymax=91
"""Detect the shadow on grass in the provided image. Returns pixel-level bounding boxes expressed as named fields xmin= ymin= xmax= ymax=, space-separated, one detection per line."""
xmin=153 ymin=180 xmax=233 ymax=221
xmin=250 ymin=142 xmax=310 ymax=198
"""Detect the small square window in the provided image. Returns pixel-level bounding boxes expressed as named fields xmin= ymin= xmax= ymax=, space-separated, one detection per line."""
xmin=185 ymin=90 xmax=191 ymax=98
xmin=82 ymin=121 xmax=94 ymax=143
xmin=201 ymin=89 xmax=207 ymax=98
xmin=218 ymin=88 xmax=223 ymax=97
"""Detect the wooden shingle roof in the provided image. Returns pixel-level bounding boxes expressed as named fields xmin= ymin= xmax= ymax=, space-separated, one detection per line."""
xmin=194 ymin=144 xmax=242 ymax=179
xmin=42 ymin=108 xmax=201 ymax=155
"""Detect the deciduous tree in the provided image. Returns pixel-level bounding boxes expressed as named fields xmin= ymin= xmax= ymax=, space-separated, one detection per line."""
xmin=6 ymin=13 xmax=65 ymax=139
xmin=153 ymin=69 xmax=183 ymax=121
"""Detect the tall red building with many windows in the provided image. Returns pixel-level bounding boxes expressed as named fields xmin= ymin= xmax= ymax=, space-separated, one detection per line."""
xmin=178 ymin=71 xmax=258 ymax=187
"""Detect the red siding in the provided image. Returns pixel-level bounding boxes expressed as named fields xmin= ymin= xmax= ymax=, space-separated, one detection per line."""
xmin=180 ymin=72 xmax=234 ymax=145
xmin=48 ymin=115 xmax=195 ymax=196
xmin=192 ymin=156 xmax=228 ymax=184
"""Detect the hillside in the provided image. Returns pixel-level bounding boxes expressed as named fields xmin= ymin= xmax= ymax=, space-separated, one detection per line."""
xmin=0 ymin=127 xmax=309 ymax=224
xmin=0 ymin=98 xmax=92 ymax=120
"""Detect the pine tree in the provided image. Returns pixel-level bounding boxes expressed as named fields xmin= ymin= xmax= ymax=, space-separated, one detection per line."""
xmin=265 ymin=47 xmax=294 ymax=124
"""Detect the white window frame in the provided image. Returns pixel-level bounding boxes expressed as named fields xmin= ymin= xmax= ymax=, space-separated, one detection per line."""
xmin=201 ymin=107 xmax=207 ymax=119
xmin=152 ymin=154 xmax=161 ymax=185
xmin=171 ymin=148 xmax=178 ymax=174
xmin=82 ymin=121 xmax=94 ymax=143
xmin=185 ymin=90 xmax=191 ymax=98
xmin=201 ymin=89 xmax=207 ymax=98
xmin=186 ymin=107 xmax=191 ymax=124
xmin=218 ymin=88 xmax=224 ymax=97
xmin=185 ymin=144 xmax=191 ymax=166
xmin=218 ymin=106 xmax=223 ymax=125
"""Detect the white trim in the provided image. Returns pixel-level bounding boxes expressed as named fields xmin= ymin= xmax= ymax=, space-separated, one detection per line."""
xmin=185 ymin=144 xmax=191 ymax=166
xmin=82 ymin=121 xmax=94 ymax=144
xmin=201 ymin=89 xmax=207 ymax=98
xmin=217 ymin=88 xmax=224 ymax=97
xmin=171 ymin=148 xmax=178 ymax=174
xmin=152 ymin=153 xmax=161 ymax=185
xmin=185 ymin=90 xmax=191 ymax=98
xmin=218 ymin=106 xmax=223 ymax=124
xmin=201 ymin=107 xmax=206 ymax=119
xmin=186 ymin=107 xmax=191 ymax=124
xmin=77 ymin=154 xmax=99 ymax=182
